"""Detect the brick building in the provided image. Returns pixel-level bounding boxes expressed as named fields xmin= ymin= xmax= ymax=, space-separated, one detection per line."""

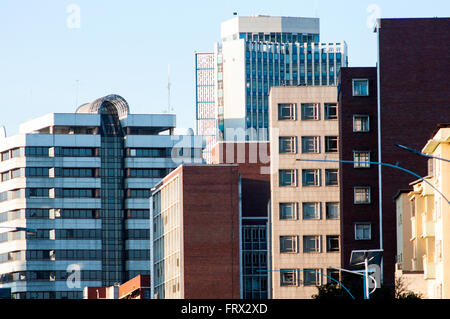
xmin=150 ymin=165 xmax=240 ymax=299
xmin=338 ymin=18 xmax=450 ymax=292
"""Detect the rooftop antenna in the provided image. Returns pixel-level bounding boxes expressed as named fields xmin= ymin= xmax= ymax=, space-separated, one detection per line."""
xmin=0 ymin=126 xmax=6 ymax=139
xmin=167 ymin=64 xmax=173 ymax=113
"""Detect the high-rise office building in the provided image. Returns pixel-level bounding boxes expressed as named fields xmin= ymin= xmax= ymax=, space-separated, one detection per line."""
xmin=269 ymin=86 xmax=341 ymax=299
xmin=196 ymin=15 xmax=348 ymax=148
xmin=0 ymin=94 xmax=203 ymax=299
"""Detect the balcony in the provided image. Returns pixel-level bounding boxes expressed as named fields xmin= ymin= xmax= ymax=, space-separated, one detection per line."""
xmin=423 ymin=255 xmax=436 ymax=279
xmin=421 ymin=214 xmax=435 ymax=238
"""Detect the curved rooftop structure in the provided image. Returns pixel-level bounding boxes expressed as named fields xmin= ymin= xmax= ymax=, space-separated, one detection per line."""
xmin=76 ymin=94 xmax=130 ymax=118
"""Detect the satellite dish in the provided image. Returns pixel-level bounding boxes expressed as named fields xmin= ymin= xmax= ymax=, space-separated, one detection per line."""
xmin=0 ymin=126 xmax=6 ymax=139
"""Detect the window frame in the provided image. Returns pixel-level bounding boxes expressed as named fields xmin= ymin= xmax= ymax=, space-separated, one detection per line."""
xmin=279 ymin=169 xmax=298 ymax=187
xmin=280 ymin=235 xmax=298 ymax=253
xmin=325 ymin=169 xmax=339 ymax=186
xmin=352 ymin=79 xmax=369 ymax=97
xmin=279 ymin=136 xmax=297 ymax=154
xmin=279 ymin=202 xmax=297 ymax=220
xmin=301 ymin=136 xmax=320 ymax=154
xmin=353 ymin=151 xmax=371 ymax=168
xmin=324 ymin=103 xmax=338 ymax=120
xmin=354 ymin=186 xmax=371 ymax=204
xmin=278 ymin=103 xmax=297 ymax=121
xmin=302 ymin=202 xmax=321 ymax=220
xmin=302 ymin=169 xmax=321 ymax=187
xmin=324 ymin=136 xmax=338 ymax=153
xmin=355 ymin=223 xmax=372 ymax=240
xmin=301 ymin=103 xmax=320 ymax=121
xmin=353 ymin=115 xmax=370 ymax=132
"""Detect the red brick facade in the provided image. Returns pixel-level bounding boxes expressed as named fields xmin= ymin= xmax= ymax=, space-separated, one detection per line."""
xmin=339 ymin=18 xmax=450 ymax=290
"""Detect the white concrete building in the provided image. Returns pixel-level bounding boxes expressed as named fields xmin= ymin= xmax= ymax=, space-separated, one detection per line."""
xmin=0 ymin=94 xmax=203 ymax=299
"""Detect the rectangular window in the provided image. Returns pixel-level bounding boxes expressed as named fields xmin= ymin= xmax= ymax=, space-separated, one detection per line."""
xmin=279 ymin=203 xmax=297 ymax=220
xmin=302 ymin=169 xmax=321 ymax=186
xmin=325 ymin=169 xmax=338 ymax=186
xmin=301 ymin=136 xmax=320 ymax=153
xmin=279 ymin=169 xmax=297 ymax=187
xmin=327 ymin=269 xmax=340 ymax=284
xmin=352 ymin=79 xmax=369 ymax=96
xmin=325 ymin=202 xmax=339 ymax=219
xmin=280 ymin=269 xmax=298 ymax=286
xmin=302 ymin=202 xmax=321 ymax=220
xmin=280 ymin=236 xmax=298 ymax=253
xmin=303 ymin=235 xmax=321 ymax=253
xmin=326 ymin=235 xmax=340 ymax=252
xmin=353 ymin=151 xmax=370 ymax=168
xmin=353 ymin=115 xmax=370 ymax=132
xmin=354 ymin=187 xmax=371 ymax=204
xmin=301 ymin=103 xmax=320 ymax=120
xmin=324 ymin=103 xmax=337 ymax=120
xmin=303 ymin=269 xmax=321 ymax=286
xmin=278 ymin=103 xmax=297 ymax=120
xmin=355 ymin=223 xmax=371 ymax=240
xmin=325 ymin=136 xmax=338 ymax=153
xmin=279 ymin=137 xmax=297 ymax=154
xmin=1 ymin=171 xmax=9 ymax=182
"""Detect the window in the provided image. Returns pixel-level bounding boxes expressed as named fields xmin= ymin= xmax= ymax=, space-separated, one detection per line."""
xmin=280 ymin=269 xmax=298 ymax=286
xmin=325 ymin=136 xmax=338 ymax=153
xmin=325 ymin=169 xmax=338 ymax=186
xmin=26 ymin=167 xmax=50 ymax=177
xmin=355 ymin=223 xmax=371 ymax=240
xmin=353 ymin=115 xmax=370 ymax=132
xmin=301 ymin=136 xmax=320 ymax=153
xmin=352 ymin=79 xmax=369 ymax=96
xmin=354 ymin=187 xmax=371 ymax=204
xmin=302 ymin=202 xmax=321 ymax=220
xmin=301 ymin=103 xmax=320 ymax=120
xmin=1 ymin=171 xmax=9 ymax=182
xmin=303 ymin=235 xmax=321 ymax=253
xmin=279 ymin=203 xmax=297 ymax=220
xmin=327 ymin=269 xmax=340 ymax=284
xmin=1 ymin=151 xmax=10 ymax=161
xmin=354 ymin=151 xmax=370 ymax=168
xmin=302 ymin=169 xmax=321 ymax=186
xmin=279 ymin=169 xmax=297 ymax=187
xmin=280 ymin=236 xmax=298 ymax=253
xmin=326 ymin=235 xmax=340 ymax=252
xmin=303 ymin=269 xmax=321 ymax=286
xmin=25 ymin=147 xmax=50 ymax=157
xmin=26 ymin=188 xmax=50 ymax=198
xmin=278 ymin=103 xmax=296 ymax=120
xmin=324 ymin=103 xmax=337 ymax=120
xmin=279 ymin=137 xmax=297 ymax=154
xmin=325 ymin=202 xmax=339 ymax=219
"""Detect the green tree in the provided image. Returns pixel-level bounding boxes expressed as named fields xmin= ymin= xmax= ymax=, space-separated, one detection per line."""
xmin=312 ymin=283 xmax=354 ymax=300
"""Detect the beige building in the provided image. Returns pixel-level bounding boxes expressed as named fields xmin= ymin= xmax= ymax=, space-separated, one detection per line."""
xmin=395 ymin=126 xmax=450 ymax=298
xmin=269 ymin=86 xmax=341 ymax=299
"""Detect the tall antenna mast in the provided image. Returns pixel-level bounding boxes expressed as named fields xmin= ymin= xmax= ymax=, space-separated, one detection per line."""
xmin=167 ymin=64 xmax=172 ymax=113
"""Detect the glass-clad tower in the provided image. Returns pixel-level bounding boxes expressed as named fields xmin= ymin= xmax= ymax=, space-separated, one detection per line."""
xmin=196 ymin=15 xmax=348 ymax=146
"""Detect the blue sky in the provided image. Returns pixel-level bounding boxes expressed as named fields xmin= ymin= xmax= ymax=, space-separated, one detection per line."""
xmin=0 ymin=0 xmax=449 ymax=135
